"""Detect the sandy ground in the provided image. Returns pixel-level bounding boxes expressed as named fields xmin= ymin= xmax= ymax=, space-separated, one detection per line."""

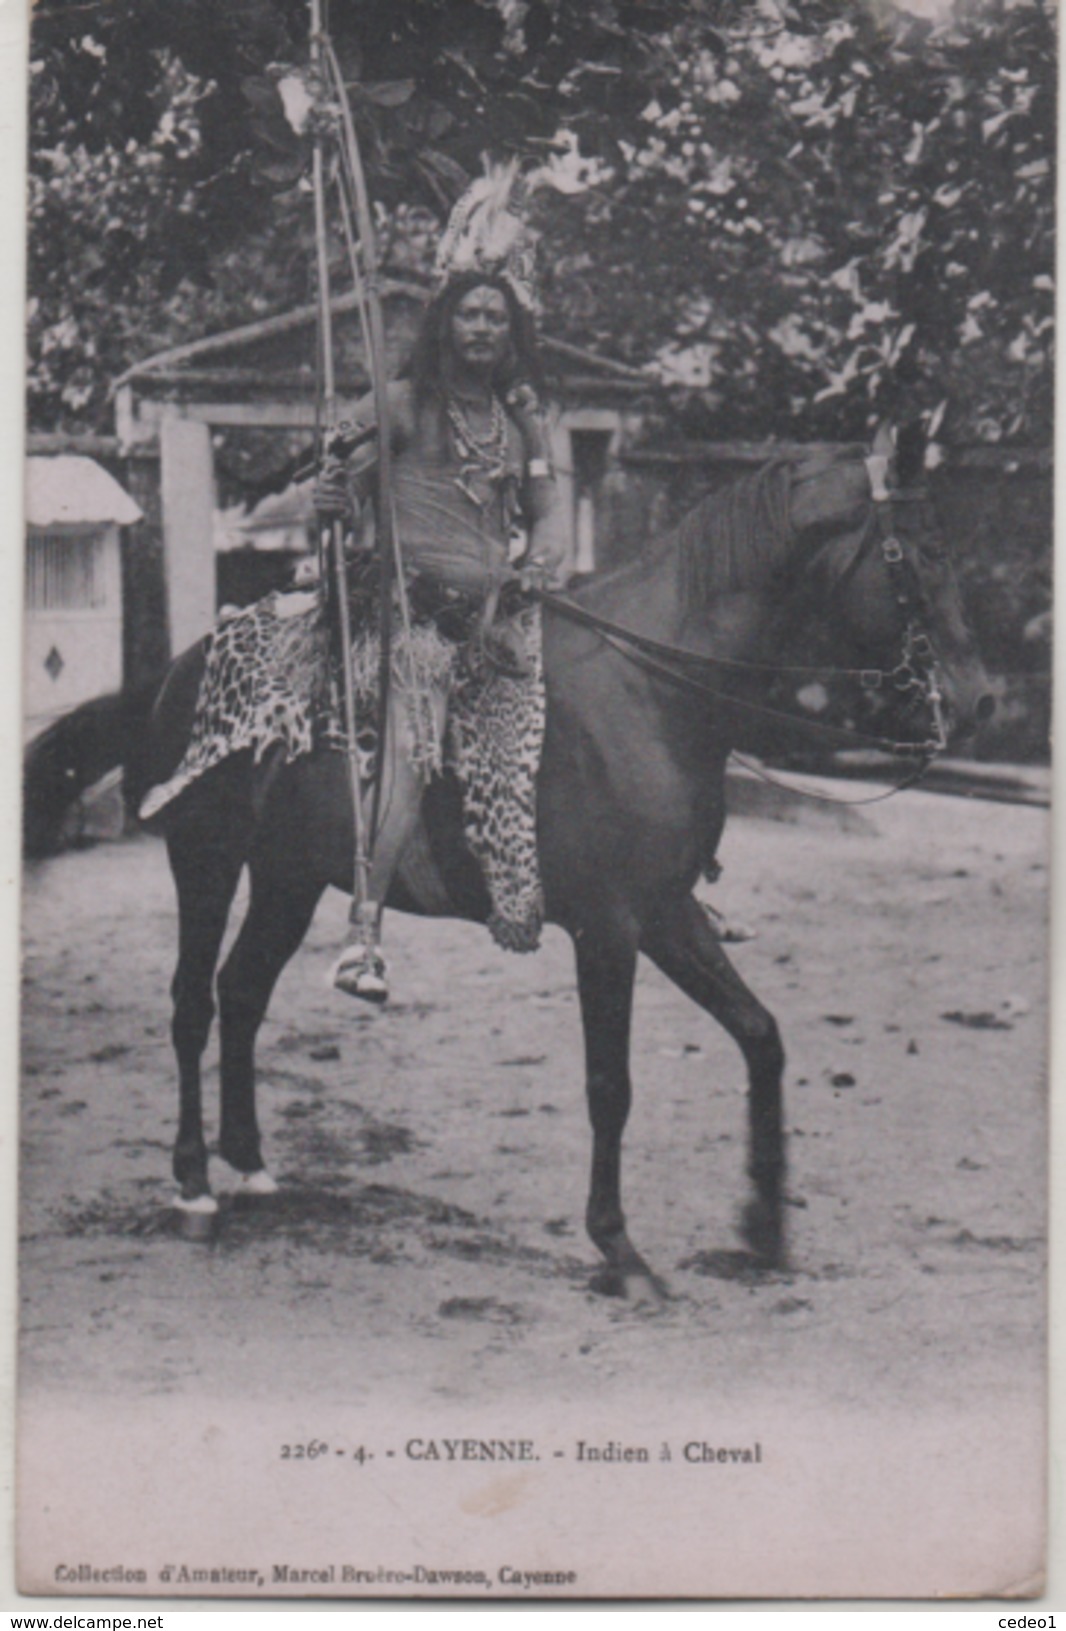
xmin=18 ymin=786 xmax=1049 ymax=1425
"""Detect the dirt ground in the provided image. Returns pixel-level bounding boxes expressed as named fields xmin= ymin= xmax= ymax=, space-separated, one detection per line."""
xmin=19 ymin=786 xmax=1048 ymax=1418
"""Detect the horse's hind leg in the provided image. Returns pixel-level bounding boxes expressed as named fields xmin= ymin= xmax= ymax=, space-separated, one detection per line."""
xmin=642 ymin=894 xmax=786 ymax=1267
xmin=167 ymin=813 xmax=246 ymax=1202
xmin=216 ymin=866 xmax=325 ymax=1180
xmin=574 ymin=921 xmax=665 ymax=1304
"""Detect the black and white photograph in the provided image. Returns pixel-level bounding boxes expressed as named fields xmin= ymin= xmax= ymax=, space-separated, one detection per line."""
xmin=15 ymin=0 xmax=1053 ymax=1602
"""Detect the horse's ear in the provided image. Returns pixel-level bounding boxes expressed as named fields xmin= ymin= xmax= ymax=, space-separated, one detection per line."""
xmin=866 ymin=421 xmax=896 ymax=499
xmin=871 ymin=421 xmax=895 ymax=460
xmin=895 ymin=419 xmax=927 ymax=485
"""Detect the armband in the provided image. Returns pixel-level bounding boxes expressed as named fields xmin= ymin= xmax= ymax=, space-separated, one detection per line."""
xmin=527 ymin=457 xmax=552 ymax=479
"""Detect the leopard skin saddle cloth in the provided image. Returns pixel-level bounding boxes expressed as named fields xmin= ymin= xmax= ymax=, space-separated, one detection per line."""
xmin=139 ymin=589 xmax=546 ymax=953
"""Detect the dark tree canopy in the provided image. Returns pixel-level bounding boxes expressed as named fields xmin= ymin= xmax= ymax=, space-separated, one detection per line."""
xmin=28 ymin=0 xmax=1054 ymax=446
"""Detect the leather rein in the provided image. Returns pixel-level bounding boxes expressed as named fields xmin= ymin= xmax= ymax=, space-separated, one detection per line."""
xmin=533 ymin=460 xmax=949 ymax=792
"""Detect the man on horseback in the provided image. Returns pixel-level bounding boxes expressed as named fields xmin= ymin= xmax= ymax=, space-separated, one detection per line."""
xmin=313 ymin=175 xmax=568 ymax=1001
xmin=137 ymin=161 xmax=571 ymax=1004
xmin=315 ymin=275 xmax=562 ymax=671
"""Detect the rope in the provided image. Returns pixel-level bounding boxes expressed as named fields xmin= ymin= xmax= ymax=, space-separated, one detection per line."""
xmin=534 ymin=585 xmax=939 ymax=758
xmin=597 ymin=625 xmax=938 ymax=759
xmin=534 ymin=585 xmax=897 ymax=689
xmin=730 ymin=751 xmax=930 ymax=808
xmin=595 ymin=622 xmax=935 ymax=804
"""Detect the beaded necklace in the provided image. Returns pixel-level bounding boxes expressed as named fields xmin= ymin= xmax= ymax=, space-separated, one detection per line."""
xmin=446 ymin=392 xmax=509 ymax=508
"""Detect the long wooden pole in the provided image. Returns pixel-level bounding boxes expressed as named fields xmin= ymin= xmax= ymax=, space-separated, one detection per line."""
xmin=322 ymin=38 xmax=397 ymax=593
xmin=322 ymin=38 xmax=402 ymax=848
xmin=310 ymin=0 xmax=372 ymax=921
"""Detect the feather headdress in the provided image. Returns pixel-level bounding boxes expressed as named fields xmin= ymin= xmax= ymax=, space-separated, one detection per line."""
xmin=433 ymin=158 xmax=537 ymax=308
xmin=434 ymin=140 xmax=596 ymax=311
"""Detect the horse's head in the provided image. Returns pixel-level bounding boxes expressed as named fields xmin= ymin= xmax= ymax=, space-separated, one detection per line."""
xmin=791 ymin=424 xmax=994 ymax=751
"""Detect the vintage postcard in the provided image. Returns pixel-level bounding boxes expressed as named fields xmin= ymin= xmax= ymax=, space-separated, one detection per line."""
xmin=16 ymin=0 xmax=1052 ymax=1602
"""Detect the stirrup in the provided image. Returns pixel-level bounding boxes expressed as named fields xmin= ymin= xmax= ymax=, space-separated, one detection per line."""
xmin=702 ymin=900 xmax=756 ymax=944
xmin=330 ymin=942 xmax=389 ymax=1004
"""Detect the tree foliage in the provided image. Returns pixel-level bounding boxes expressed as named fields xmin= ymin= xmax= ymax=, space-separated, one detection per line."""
xmin=551 ymin=0 xmax=1055 ymax=443
xmin=28 ymin=0 xmax=1054 ymax=446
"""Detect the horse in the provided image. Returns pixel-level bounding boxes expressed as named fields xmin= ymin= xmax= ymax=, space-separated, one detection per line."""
xmin=25 ymin=426 xmax=993 ymax=1301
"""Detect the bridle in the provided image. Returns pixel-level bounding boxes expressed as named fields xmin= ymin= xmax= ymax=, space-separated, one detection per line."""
xmin=855 ymin=453 xmax=948 ymax=756
xmin=534 ymin=453 xmax=950 ymax=766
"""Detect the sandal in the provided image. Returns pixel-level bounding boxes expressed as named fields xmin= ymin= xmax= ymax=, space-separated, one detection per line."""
xmin=330 ymin=942 xmax=390 ymax=1004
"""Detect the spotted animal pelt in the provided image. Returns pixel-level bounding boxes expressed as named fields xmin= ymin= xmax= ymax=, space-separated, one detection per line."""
xmin=139 ymin=591 xmax=330 ymax=822
xmin=448 ymin=604 xmax=545 ymax=952
xmin=139 ymin=589 xmax=546 ymax=952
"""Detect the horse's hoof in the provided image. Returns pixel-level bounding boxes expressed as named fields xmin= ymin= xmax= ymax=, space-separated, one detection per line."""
xmin=589 ymin=1263 xmax=669 ymax=1308
xmin=173 ymin=1191 xmax=219 ymax=1241
xmin=216 ymin=1161 xmax=278 ymax=1198
xmin=237 ymin=1168 xmax=278 ymax=1197
xmin=739 ymin=1198 xmax=786 ymax=1269
xmin=626 ymin=1272 xmax=669 ymax=1312
xmin=589 ymin=1265 xmax=628 ymax=1299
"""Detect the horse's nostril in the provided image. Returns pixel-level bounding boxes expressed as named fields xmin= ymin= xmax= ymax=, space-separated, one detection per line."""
xmin=975 ymin=693 xmax=996 ymax=723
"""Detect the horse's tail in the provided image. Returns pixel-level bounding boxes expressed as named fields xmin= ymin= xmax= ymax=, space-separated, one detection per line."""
xmin=23 ymin=641 xmax=209 ymax=858
xmin=22 ymin=681 xmax=157 ymax=857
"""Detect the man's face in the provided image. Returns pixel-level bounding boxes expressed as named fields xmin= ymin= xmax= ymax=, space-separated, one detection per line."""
xmin=449 ymin=285 xmax=512 ymax=375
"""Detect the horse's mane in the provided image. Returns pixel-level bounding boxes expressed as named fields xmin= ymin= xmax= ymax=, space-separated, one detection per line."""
xmin=670 ymin=447 xmax=869 ymax=612
xmin=671 ymin=457 xmax=796 ymax=611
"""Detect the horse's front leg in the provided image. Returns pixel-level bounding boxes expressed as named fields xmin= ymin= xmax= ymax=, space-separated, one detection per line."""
xmin=642 ymin=893 xmax=786 ymax=1268
xmin=216 ymin=868 xmax=325 ymax=1184
xmin=573 ymin=920 xmax=665 ymax=1305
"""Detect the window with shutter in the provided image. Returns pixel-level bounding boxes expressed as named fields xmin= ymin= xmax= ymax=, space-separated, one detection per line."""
xmin=26 ymin=531 xmax=106 ymax=611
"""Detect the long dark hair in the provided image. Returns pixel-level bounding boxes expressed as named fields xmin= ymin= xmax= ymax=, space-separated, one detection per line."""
xmin=405 ymin=271 xmax=545 ymax=412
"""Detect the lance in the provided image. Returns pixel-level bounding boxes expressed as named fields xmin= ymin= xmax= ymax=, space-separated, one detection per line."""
xmin=309 ymin=0 xmax=375 ymax=932
xmin=319 ymin=31 xmax=406 ymax=849
xmin=311 ymin=3 xmax=410 ymax=945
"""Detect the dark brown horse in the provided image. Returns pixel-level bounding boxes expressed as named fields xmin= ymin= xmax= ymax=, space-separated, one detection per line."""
xmin=26 ymin=430 xmax=992 ymax=1299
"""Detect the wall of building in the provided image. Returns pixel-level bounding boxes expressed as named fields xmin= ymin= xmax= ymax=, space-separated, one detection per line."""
xmin=23 ymin=524 xmax=123 ymax=737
